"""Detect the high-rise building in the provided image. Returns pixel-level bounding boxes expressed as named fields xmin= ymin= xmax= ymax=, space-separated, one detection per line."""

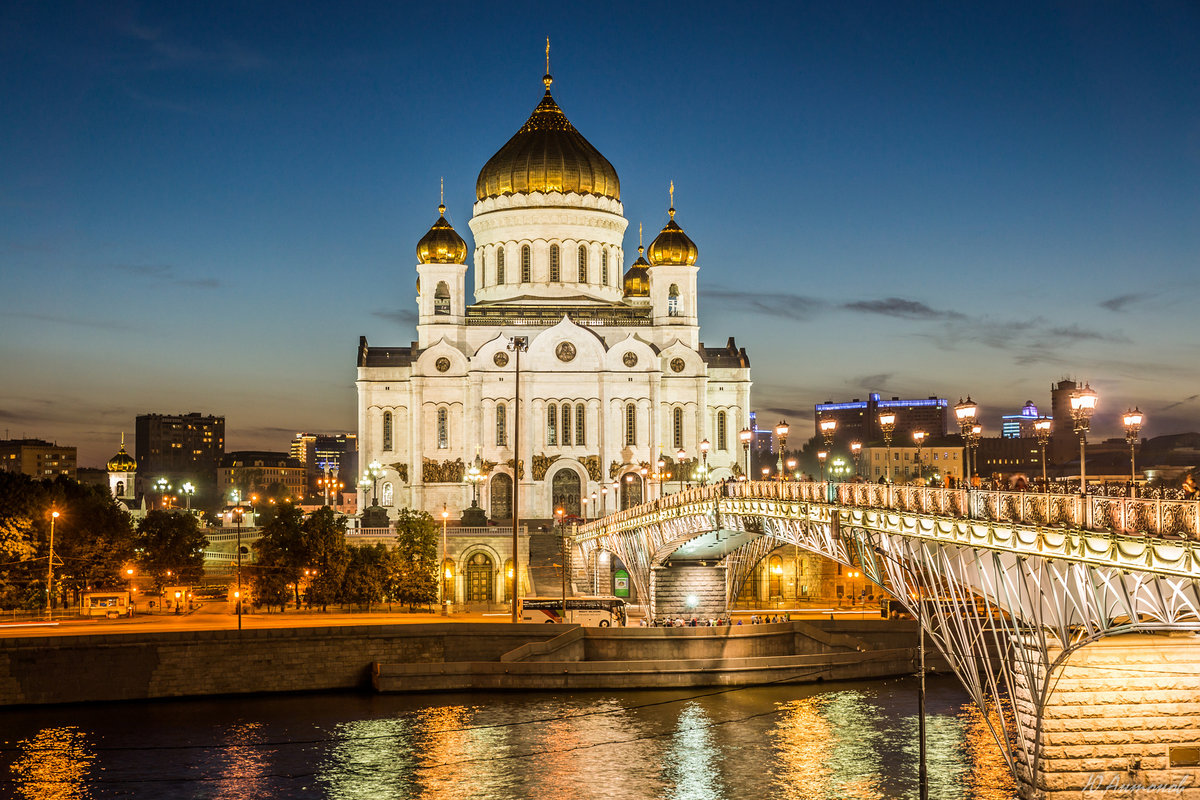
xmin=0 ymin=438 xmax=77 ymax=479
xmin=814 ymin=393 xmax=948 ymax=444
xmin=1049 ymin=379 xmax=1080 ymax=465
xmin=1002 ymin=401 xmax=1047 ymax=439
xmin=290 ymin=432 xmax=358 ymax=495
xmin=135 ymin=412 xmax=225 ymax=499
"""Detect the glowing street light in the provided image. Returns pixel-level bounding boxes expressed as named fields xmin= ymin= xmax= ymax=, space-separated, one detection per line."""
xmin=1034 ymin=419 xmax=1052 ymax=490
xmin=739 ymin=428 xmax=753 ymax=481
xmin=954 ymin=397 xmax=979 ymax=484
xmin=1123 ymin=407 xmax=1144 ymax=484
xmin=912 ymin=430 xmax=926 ymax=482
xmin=850 ymin=441 xmax=862 ymax=477
xmin=819 ymin=418 xmax=837 ymax=448
xmin=1070 ymin=383 xmax=1099 ymax=493
xmin=47 ymin=508 xmax=59 ymax=618
xmin=441 ymin=505 xmax=449 ymax=615
xmin=817 ymin=451 xmax=828 ymax=482
xmin=879 ymin=413 xmax=896 ymax=484
xmin=774 ymin=421 xmax=790 ymax=482
xmin=180 ymin=481 xmax=195 ymax=512
xmin=699 ymin=439 xmax=710 ymax=485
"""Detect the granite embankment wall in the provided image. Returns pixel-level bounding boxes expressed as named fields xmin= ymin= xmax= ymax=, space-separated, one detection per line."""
xmin=0 ymin=624 xmax=562 ymax=707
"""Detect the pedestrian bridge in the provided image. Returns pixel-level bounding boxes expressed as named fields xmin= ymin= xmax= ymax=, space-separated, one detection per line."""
xmin=575 ymin=481 xmax=1200 ymax=797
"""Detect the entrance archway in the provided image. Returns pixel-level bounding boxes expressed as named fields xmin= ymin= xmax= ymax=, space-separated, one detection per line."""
xmin=620 ymin=475 xmax=643 ymax=510
xmin=466 ymin=552 xmax=493 ymax=602
xmin=490 ymin=474 xmax=512 ymax=519
xmin=551 ymin=469 xmax=582 ymax=517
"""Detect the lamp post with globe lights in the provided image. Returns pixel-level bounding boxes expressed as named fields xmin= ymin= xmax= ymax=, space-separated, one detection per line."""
xmin=954 ymin=397 xmax=979 ymax=485
xmin=1070 ymin=384 xmax=1099 ymax=494
xmin=1123 ymin=408 xmax=1143 ymax=485
xmin=850 ymin=441 xmax=862 ymax=478
xmin=180 ymin=482 xmax=196 ymax=512
xmin=1034 ymin=419 xmax=1052 ymax=490
xmin=155 ymin=478 xmax=172 ymax=509
xmin=699 ymin=439 xmax=710 ymax=485
xmin=878 ymin=413 xmax=896 ymax=484
xmin=912 ymin=431 xmax=926 ymax=482
xmin=739 ymin=428 xmax=753 ymax=481
xmin=774 ymin=421 xmax=789 ymax=483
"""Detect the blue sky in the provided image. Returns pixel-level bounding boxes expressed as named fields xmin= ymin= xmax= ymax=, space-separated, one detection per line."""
xmin=2 ymin=1 xmax=1197 ymax=467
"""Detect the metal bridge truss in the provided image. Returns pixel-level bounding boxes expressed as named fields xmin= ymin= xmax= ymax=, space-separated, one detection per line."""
xmin=574 ymin=482 xmax=1200 ymax=788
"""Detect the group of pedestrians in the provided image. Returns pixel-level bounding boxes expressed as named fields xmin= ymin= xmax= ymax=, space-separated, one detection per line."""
xmin=642 ymin=614 xmax=791 ymax=627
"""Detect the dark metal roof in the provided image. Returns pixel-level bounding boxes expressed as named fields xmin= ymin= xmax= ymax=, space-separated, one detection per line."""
xmin=700 ymin=337 xmax=750 ymax=368
xmin=358 ymin=336 xmax=416 ymax=368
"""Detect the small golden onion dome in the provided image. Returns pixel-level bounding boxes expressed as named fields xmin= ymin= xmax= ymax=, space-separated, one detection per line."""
xmin=416 ymin=204 xmax=468 ymax=264
xmin=476 ymin=75 xmax=620 ymax=201
xmin=623 ymin=246 xmax=651 ymax=297
xmin=107 ymin=444 xmax=137 ymax=472
xmin=647 ymin=207 xmax=698 ymax=266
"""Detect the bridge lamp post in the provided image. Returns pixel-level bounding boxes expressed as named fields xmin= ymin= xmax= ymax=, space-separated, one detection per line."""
xmin=1070 ymin=384 xmax=1098 ymax=495
xmin=739 ymin=428 xmax=753 ymax=481
xmin=612 ymin=479 xmax=621 ymax=509
xmin=878 ymin=413 xmax=896 ymax=484
xmin=1123 ymin=408 xmax=1143 ymax=484
xmin=600 ymin=486 xmax=608 ymax=516
xmin=1034 ymin=419 xmax=1052 ymax=491
xmin=912 ymin=431 xmax=926 ymax=482
xmin=640 ymin=466 xmax=650 ymax=500
xmin=774 ymin=421 xmax=789 ymax=483
xmin=850 ymin=441 xmax=862 ymax=477
xmin=819 ymin=417 xmax=837 ymax=476
xmin=761 ymin=466 xmax=771 ymax=480
xmin=954 ymin=397 xmax=978 ymax=485
xmin=817 ymin=451 xmax=828 ymax=482
xmin=699 ymin=440 xmax=710 ymax=485
xmin=677 ymin=448 xmax=687 ymax=490
xmin=367 ymin=460 xmax=383 ymax=505
xmin=656 ymin=457 xmax=666 ymax=497
xmin=440 ymin=506 xmax=449 ymax=613
xmin=786 ymin=457 xmax=797 ymax=481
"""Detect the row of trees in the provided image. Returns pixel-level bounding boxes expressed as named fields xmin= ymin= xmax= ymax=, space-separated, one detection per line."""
xmin=250 ymin=507 xmax=439 ymax=612
xmin=0 ymin=472 xmax=208 ymax=611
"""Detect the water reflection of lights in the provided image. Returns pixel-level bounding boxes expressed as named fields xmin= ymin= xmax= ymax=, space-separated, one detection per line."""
xmin=770 ymin=698 xmax=835 ymax=798
xmin=960 ymin=702 xmax=1017 ymax=800
xmin=10 ymin=726 xmax=95 ymax=800
xmin=663 ymin=703 xmax=724 ymax=799
xmin=209 ymin=722 xmax=269 ymax=800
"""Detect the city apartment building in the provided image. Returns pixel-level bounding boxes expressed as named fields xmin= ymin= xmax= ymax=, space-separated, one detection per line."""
xmin=815 ymin=393 xmax=948 ymax=444
xmin=0 ymin=438 xmax=77 ymax=479
xmin=217 ymin=451 xmax=306 ymax=502
xmin=861 ymin=437 xmax=964 ymax=483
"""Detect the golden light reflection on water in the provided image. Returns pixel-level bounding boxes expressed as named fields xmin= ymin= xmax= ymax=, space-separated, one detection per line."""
xmin=663 ymin=703 xmax=725 ymax=800
xmin=208 ymin=721 xmax=269 ymax=800
xmin=770 ymin=697 xmax=836 ymax=799
xmin=10 ymin=726 xmax=95 ymax=800
xmin=960 ymin=702 xmax=1017 ymax=800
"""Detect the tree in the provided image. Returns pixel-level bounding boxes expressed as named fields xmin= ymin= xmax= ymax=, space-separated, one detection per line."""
xmin=392 ymin=508 xmax=438 ymax=610
xmin=343 ymin=544 xmax=388 ymax=611
xmin=135 ymin=511 xmax=208 ymax=590
xmin=303 ymin=507 xmax=348 ymax=610
xmin=251 ymin=504 xmax=307 ymax=610
xmin=51 ymin=481 xmax=136 ymax=604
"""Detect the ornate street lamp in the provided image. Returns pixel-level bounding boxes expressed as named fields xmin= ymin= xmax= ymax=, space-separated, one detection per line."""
xmin=819 ymin=418 xmax=837 ymax=448
xmin=968 ymin=424 xmax=982 ymax=485
xmin=356 ymin=476 xmax=371 ymax=512
xmin=954 ymin=397 xmax=979 ymax=484
xmin=656 ymin=456 xmax=666 ymax=497
xmin=180 ymin=482 xmax=195 ymax=512
xmin=232 ymin=503 xmax=244 ymax=631
xmin=786 ymin=457 xmax=797 ymax=480
xmin=1034 ymin=419 xmax=1052 ymax=490
xmin=850 ymin=441 xmax=862 ymax=478
xmin=1123 ymin=407 xmax=1143 ymax=484
xmin=155 ymin=477 xmax=172 ymax=509
xmin=878 ymin=413 xmax=896 ymax=484
xmin=774 ymin=420 xmax=789 ymax=482
xmin=699 ymin=439 xmax=710 ymax=485
xmin=817 ymin=451 xmax=828 ymax=482
xmin=46 ymin=508 xmax=59 ymax=618
xmin=739 ymin=428 xmax=753 ymax=481
xmin=677 ymin=448 xmax=687 ymax=491
xmin=1070 ymin=383 xmax=1099 ymax=494
xmin=507 ymin=334 xmax=529 ymax=624
xmin=912 ymin=430 xmax=926 ymax=482
xmin=440 ymin=505 xmax=449 ymax=614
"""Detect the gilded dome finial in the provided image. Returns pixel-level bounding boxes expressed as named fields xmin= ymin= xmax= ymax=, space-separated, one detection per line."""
xmin=439 ymin=177 xmax=445 ymax=215
xmin=669 ymin=180 xmax=675 ymax=219
xmin=543 ymin=37 xmax=552 ymax=89
xmin=639 ymin=222 xmax=643 ymax=249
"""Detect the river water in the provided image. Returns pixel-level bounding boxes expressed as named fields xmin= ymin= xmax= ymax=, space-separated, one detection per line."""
xmin=1 ymin=676 xmax=1015 ymax=799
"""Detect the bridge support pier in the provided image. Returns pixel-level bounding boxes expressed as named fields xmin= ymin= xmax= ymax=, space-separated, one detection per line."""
xmin=1015 ymin=632 xmax=1200 ymax=799
xmin=651 ymin=564 xmax=726 ymax=620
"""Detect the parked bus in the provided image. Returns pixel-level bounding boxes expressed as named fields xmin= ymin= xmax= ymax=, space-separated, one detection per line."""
xmin=519 ymin=596 xmax=627 ymax=626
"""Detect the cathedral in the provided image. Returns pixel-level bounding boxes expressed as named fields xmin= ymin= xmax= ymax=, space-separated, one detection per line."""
xmin=356 ymin=68 xmax=752 ymax=524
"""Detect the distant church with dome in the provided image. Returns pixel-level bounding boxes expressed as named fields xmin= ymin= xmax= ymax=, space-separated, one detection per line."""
xmin=356 ymin=66 xmax=752 ymax=526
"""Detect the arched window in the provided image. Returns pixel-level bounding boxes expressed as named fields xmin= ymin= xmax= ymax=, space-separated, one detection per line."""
xmin=625 ymin=402 xmax=637 ymax=446
xmin=577 ymin=245 xmax=588 ymax=282
xmin=547 ymin=403 xmax=557 ymax=446
xmin=668 ymin=284 xmax=680 ymax=317
xmin=382 ymin=482 xmax=394 ymax=506
xmin=673 ymin=408 xmax=684 ymax=451
xmin=602 ymin=250 xmax=609 ymax=286
xmin=437 ymin=407 xmax=448 ymax=449
xmin=497 ymin=247 xmax=506 ymax=284
xmin=575 ymin=403 xmax=586 ymax=446
xmin=769 ymin=554 xmax=783 ymax=597
xmin=561 ymin=401 xmax=571 ymax=446
xmin=717 ymin=411 xmax=728 ymax=451
xmin=382 ymin=411 xmax=393 ymax=451
xmin=434 ymin=281 xmax=451 ymax=315
xmin=491 ymin=473 xmax=513 ymax=518
xmin=496 ymin=403 xmax=507 ymax=447
xmin=549 ymin=244 xmax=560 ymax=282
xmin=521 ymin=245 xmax=531 ymax=282
xmin=552 ymin=469 xmax=582 ymax=517
xmin=480 ymin=252 xmax=487 ymax=287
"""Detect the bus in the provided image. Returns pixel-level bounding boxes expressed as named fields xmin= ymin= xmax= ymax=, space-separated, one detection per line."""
xmin=519 ymin=596 xmax=627 ymax=626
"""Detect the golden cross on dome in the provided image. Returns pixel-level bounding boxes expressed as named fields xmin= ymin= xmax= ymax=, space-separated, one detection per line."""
xmin=639 ymin=222 xmax=643 ymax=247
xmin=546 ymin=37 xmax=550 ymax=74
xmin=439 ymin=177 xmax=445 ymax=214
xmin=669 ymin=181 xmax=676 ymax=218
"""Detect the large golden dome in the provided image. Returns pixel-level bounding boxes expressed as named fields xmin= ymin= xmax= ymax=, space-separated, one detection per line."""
xmin=416 ymin=204 xmax=468 ymax=264
xmin=647 ymin=207 xmax=698 ymax=266
xmin=476 ymin=75 xmax=620 ymax=202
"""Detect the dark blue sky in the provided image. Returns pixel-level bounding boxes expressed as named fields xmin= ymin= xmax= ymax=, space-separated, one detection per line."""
xmin=2 ymin=1 xmax=1198 ymax=466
